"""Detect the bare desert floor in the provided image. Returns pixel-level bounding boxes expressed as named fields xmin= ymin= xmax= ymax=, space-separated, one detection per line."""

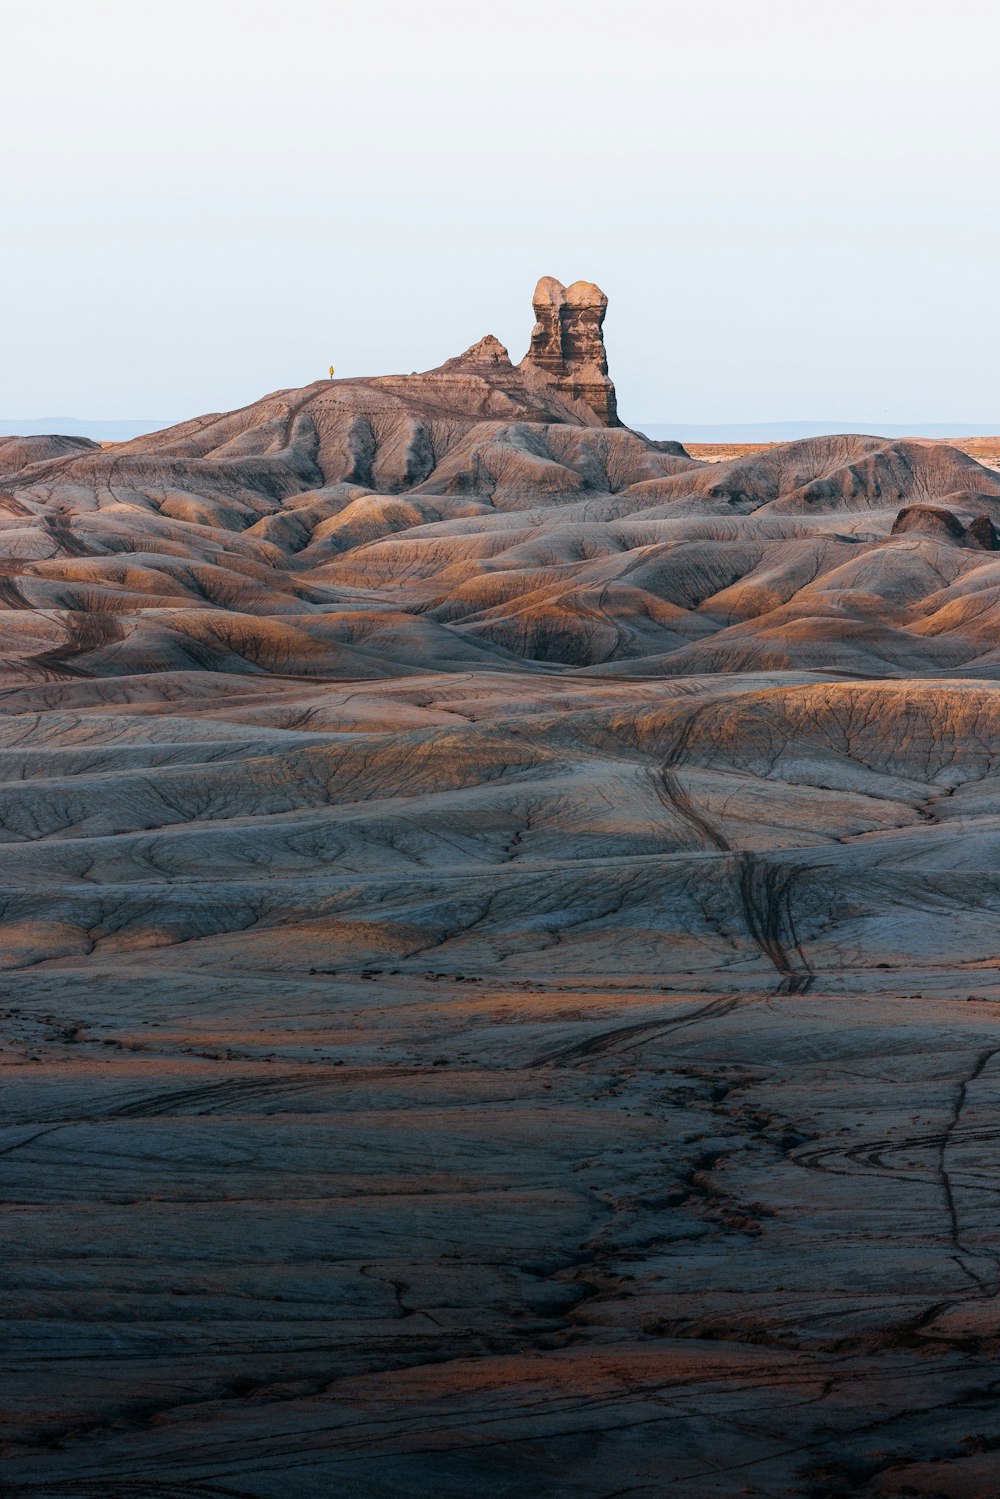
xmin=5 ymin=283 xmax=1000 ymax=1496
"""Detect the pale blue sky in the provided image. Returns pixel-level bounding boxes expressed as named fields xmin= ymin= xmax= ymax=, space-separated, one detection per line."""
xmin=3 ymin=0 xmax=998 ymax=426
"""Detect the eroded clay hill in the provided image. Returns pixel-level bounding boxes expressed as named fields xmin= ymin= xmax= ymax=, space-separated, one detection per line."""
xmin=6 ymin=281 xmax=1000 ymax=1498
xmin=4 ymin=279 xmax=1000 ymax=683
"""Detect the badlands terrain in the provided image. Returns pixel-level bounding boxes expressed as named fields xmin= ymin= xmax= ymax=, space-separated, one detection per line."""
xmin=5 ymin=279 xmax=1000 ymax=1497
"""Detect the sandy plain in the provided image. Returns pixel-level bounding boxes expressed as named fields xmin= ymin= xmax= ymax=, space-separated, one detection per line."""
xmin=4 ymin=282 xmax=1000 ymax=1496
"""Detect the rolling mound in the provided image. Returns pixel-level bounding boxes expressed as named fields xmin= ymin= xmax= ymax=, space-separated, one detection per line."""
xmin=5 ymin=280 xmax=1000 ymax=1498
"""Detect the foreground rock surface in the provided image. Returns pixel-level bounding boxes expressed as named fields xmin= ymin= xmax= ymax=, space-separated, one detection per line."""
xmin=4 ymin=284 xmax=1000 ymax=1496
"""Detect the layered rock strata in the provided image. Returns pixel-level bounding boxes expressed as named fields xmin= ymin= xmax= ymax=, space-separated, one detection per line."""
xmin=519 ymin=275 xmax=618 ymax=426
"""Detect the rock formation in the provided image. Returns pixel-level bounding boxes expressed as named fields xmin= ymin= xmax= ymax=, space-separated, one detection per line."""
xmin=436 ymin=333 xmax=514 ymax=372
xmin=519 ymin=275 xmax=618 ymax=426
xmin=396 ymin=277 xmax=618 ymax=428
xmin=966 ymin=512 xmax=999 ymax=548
xmin=891 ymin=502 xmax=1000 ymax=548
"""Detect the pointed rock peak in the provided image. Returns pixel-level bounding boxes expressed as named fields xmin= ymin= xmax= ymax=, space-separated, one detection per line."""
xmin=437 ymin=334 xmax=513 ymax=371
xmin=519 ymin=276 xmax=617 ymax=426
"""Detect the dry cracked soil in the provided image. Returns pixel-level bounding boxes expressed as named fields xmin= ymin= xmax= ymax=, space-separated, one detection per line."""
xmin=4 ymin=281 xmax=1000 ymax=1497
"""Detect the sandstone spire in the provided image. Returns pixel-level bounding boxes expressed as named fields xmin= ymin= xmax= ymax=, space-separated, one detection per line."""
xmin=519 ymin=276 xmax=618 ymax=426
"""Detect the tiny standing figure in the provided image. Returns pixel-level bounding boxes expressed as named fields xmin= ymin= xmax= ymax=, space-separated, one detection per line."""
xmin=328 ymin=364 xmax=335 ymax=380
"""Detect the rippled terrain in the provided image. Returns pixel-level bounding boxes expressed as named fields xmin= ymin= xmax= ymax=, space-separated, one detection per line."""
xmin=5 ymin=282 xmax=1000 ymax=1496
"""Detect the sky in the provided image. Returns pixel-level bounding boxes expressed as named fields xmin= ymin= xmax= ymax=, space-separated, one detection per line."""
xmin=3 ymin=0 xmax=999 ymax=427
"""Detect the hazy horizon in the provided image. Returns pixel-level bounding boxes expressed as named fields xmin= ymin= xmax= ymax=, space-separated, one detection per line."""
xmin=4 ymin=0 xmax=999 ymax=424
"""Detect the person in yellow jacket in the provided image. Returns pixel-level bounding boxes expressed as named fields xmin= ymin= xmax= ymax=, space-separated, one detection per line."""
xmin=328 ymin=365 xmax=335 ymax=380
